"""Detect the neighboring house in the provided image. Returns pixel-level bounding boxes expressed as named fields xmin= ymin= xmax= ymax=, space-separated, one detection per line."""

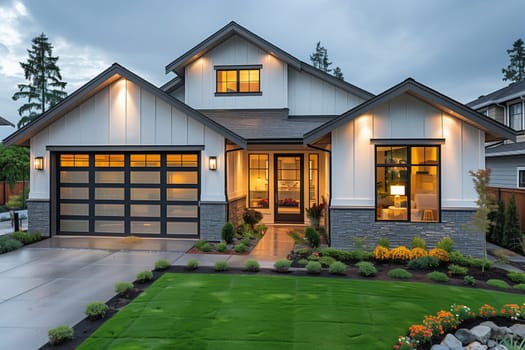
xmin=3 ymin=22 xmax=516 ymax=256
xmin=467 ymin=81 xmax=525 ymax=188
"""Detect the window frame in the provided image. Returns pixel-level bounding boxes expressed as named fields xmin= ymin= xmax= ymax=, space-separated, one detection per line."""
xmin=517 ymin=167 xmax=525 ymax=189
xmin=214 ymin=65 xmax=262 ymax=96
xmin=509 ymin=102 xmax=523 ymax=130
xmin=248 ymin=153 xmax=269 ymax=209
xmin=374 ymin=144 xmax=441 ymax=223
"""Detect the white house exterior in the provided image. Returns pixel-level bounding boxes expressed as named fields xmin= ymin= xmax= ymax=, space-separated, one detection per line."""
xmin=4 ymin=22 xmax=516 ymax=256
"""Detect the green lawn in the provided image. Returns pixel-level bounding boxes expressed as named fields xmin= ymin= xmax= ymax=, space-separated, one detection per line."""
xmin=78 ymin=273 xmax=523 ymax=350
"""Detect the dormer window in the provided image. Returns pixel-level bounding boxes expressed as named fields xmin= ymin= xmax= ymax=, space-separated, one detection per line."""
xmin=215 ymin=65 xmax=261 ymax=95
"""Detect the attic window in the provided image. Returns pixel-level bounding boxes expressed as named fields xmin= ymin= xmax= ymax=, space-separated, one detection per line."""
xmin=215 ymin=65 xmax=261 ymax=95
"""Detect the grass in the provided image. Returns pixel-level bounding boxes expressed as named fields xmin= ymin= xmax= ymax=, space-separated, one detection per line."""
xmin=78 ymin=273 xmax=521 ymax=350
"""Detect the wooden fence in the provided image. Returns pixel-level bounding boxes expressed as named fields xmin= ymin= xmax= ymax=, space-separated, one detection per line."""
xmin=0 ymin=181 xmax=29 ymax=206
xmin=488 ymin=187 xmax=525 ymax=232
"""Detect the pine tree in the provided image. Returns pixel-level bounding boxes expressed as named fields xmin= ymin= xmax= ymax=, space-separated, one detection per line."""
xmin=502 ymin=38 xmax=525 ymax=83
xmin=310 ymin=41 xmax=336 ymax=74
xmin=12 ymin=33 xmax=67 ymax=128
xmin=333 ymin=66 xmax=344 ymax=80
xmin=492 ymin=199 xmax=506 ymax=246
xmin=505 ymin=194 xmax=522 ymax=250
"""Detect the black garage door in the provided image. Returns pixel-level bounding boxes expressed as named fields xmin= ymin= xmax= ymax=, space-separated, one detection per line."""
xmin=56 ymin=152 xmax=200 ymax=237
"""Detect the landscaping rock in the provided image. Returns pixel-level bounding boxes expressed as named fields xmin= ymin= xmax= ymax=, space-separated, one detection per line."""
xmin=471 ymin=325 xmax=491 ymax=344
xmin=480 ymin=321 xmax=510 ymax=338
xmin=431 ymin=345 xmax=450 ymax=350
xmin=510 ymin=324 xmax=525 ymax=338
xmin=455 ymin=328 xmax=477 ymax=344
xmin=486 ymin=339 xmax=496 ymax=348
xmin=465 ymin=341 xmax=487 ymax=350
xmin=441 ymin=334 xmax=463 ymax=350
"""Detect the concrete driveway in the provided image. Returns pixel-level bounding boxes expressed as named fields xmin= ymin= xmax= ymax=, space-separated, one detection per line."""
xmin=0 ymin=238 xmax=194 ymax=349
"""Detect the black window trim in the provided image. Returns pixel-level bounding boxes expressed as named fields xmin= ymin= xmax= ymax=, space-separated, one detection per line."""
xmin=248 ymin=153 xmax=269 ymax=209
xmin=214 ymin=64 xmax=262 ymax=95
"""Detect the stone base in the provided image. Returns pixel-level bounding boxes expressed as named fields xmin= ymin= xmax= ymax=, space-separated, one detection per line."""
xmin=228 ymin=196 xmax=246 ymax=227
xmin=330 ymin=207 xmax=484 ymax=257
xmin=200 ymin=201 xmax=227 ymax=241
xmin=27 ymin=199 xmax=50 ymax=236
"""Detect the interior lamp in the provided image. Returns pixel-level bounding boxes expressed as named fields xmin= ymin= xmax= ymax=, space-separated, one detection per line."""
xmin=390 ymin=185 xmax=405 ymax=208
xmin=34 ymin=156 xmax=44 ymax=171
xmin=209 ymin=156 xmax=217 ymax=171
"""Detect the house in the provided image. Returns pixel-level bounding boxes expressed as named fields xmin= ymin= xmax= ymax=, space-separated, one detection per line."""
xmin=467 ymin=81 xmax=525 ymax=188
xmin=3 ymin=22 xmax=516 ymax=256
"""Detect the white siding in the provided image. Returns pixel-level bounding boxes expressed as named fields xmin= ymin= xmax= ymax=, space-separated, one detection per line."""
xmin=288 ymin=68 xmax=365 ymax=115
xmin=184 ymin=35 xmax=288 ymax=109
xmin=30 ymin=78 xmax=225 ymax=201
xmin=331 ymin=93 xmax=483 ymax=209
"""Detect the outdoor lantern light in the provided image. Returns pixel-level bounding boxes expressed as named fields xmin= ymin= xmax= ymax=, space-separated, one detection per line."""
xmin=34 ymin=156 xmax=44 ymax=171
xmin=209 ymin=156 xmax=217 ymax=171
xmin=390 ymin=185 xmax=405 ymax=208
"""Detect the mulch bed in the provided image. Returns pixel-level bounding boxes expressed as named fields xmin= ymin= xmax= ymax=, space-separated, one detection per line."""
xmin=39 ymin=263 xmax=525 ymax=349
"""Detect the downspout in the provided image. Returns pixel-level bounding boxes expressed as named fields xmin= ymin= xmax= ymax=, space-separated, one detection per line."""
xmin=307 ymin=143 xmax=332 ymax=246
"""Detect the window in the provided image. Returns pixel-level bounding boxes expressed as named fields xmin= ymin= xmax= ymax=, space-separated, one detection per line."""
xmin=216 ymin=66 xmax=261 ymax=94
xmin=309 ymin=154 xmax=319 ymax=207
xmin=375 ymin=145 xmax=440 ymax=222
xmin=248 ymin=154 xmax=269 ymax=208
xmin=510 ymin=103 xmax=522 ymax=130
xmin=518 ymin=168 xmax=525 ymax=188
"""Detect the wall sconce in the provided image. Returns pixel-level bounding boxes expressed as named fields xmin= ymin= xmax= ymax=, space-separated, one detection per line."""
xmin=34 ymin=156 xmax=44 ymax=171
xmin=209 ymin=156 xmax=217 ymax=171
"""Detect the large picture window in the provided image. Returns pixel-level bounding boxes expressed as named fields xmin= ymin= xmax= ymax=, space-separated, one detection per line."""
xmin=216 ymin=66 xmax=261 ymax=94
xmin=510 ymin=103 xmax=523 ymax=130
xmin=375 ymin=145 xmax=440 ymax=222
xmin=248 ymin=154 xmax=269 ymax=208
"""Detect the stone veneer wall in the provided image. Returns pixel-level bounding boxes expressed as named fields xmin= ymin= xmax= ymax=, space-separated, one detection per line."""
xmin=228 ymin=196 xmax=246 ymax=227
xmin=27 ymin=199 xmax=50 ymax=236
xmin=330 ymin=207 xmax=483 ymax=257
xmin=199 ymin=201 xmax=227 ymax=241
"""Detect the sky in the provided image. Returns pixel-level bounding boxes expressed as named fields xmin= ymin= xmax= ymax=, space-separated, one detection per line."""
xmin=0 ymin=0 xmax=524 ymax=140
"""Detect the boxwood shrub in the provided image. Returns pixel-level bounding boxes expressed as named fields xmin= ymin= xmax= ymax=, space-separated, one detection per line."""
xmin=487 ymin=279 xmax=510 ymax=289
xmin=387 ymin=268 xmax=412 ymax=279
xmin=507 ymin=271 xmax=525 ymax=284
xmin=214 ymin=260 xmax=229 ymax=272
xmin=244 ymin=259 xmax=260 ymax=272
xmin=426 ymin=271 xmax=449 ymax=283
xmin=186 ymin=258 xmax=199 ymax=270
xmin=305 ymin=261 xmax=322 ymax=274
xmin=136 ymin=270 xmax=153 ymax=283
xmin=114 ymin=281 xmax=134 ymax=294
xmin=356 ymin=261 xmax=376 ymax=277
xmin=448 ymin=264 xmax=468 ymax=276
xmin=48 ymin=325 xmax=74 ymax=345
xmin=274 ymin=259 xmax=292 ymax=273
xmin=154 ymin=259 xmax=170 ymax=270
xmin=84 ymin=301 xmax=109 ymax=320
xmin=407 ymin=256 xmax=439 ymax=270
xmin=328 ymin=261 xmax=347 ymax=275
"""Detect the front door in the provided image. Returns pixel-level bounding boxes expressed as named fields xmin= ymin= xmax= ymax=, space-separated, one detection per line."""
xmin=274 ymin=154 xmax=304 ymax=223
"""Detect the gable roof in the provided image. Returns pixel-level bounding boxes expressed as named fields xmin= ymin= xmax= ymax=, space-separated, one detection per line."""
xmin=304 ymin=78 xmax=517 ymax=144
xmin=3 ymin=63 xmax=246 ymax=148
xmin=164 ymin=21 xmax=374 ymax=101
xmin=467 ymin=80 xmax=525 ymax=109
xmin=486 ymin=142 xmax=525 ymax=157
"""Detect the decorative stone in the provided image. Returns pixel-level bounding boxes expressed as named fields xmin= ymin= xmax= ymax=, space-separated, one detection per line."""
xmin=430 ymin=345 xmax=449 ymax=350
xmin=455 ymin=328 xmax=477 ymax=344
xmin=471 ymin=325 xmax=491 ymax=344
xmin=510 ymin=324 xmax=525 ymax=338
xmin=465 ymin=341 xmax=487 ymax=350
xmin=480 ymin=321 xmax=510 ymax=338
xmin=441 ymin=334 xmax=463 ymax=350
xmin=486 ymin=339 xmax=496 ymax=348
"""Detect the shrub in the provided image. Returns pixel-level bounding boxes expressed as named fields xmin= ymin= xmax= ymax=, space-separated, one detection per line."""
xmin=11 ymin=231 xmax=42 ymax=245
xmin=136 ymin=270 xmax=153 ymax=283
xmin=298 ymin=258 xmax=309 ymax=266
xmin=319 ymin=256 xmax=336 ymax=267
xmin=448 ymin=264 xmax=468 ymax=276
xmin=411 ymin=237 xmax=426 ymax=249
xmin=487 ymin=279 xmax=510 ymax=289
xmin=244 ymin=259 xmax=260 ymax=272
xmin=306 ymin=261 xmax=322 ymax=274
xmin=468 ymin=257 xmax=493 ymax=270
xmin=348 ymin=250 xmax=371 ymax=261
xmin=194 ymin=239 xmax=208 ymax=249
xmin=255 ymin=223 xmax=268 ymax=235
xmin=114 ymin=281 xmax=134 ymax=295
xmin=449 ymin=250 xmax=470 ymax=266
xmin=274 ymin=259 xmax=292 ymax=273
xmin=407 ymin=256 xmax=439 ymax=270
xmin=216 ymin=242 xmax=227 ymax=252
xmin=199 ymin=242 xmax=212 ymax=252
xmin=234 ymin=243 xmax=249 ymax=253
xmin=513 ymin=283 xmax=525 ymax=291
xmin=154 ymin=259 xmax=170 ymax=270
xmin=328 ymin=261 xmax=347 ymax=275
xmin=307 ymin=254 xmax=320 ymax=261
xmin=463 ymin=275 xmax=476 ymax=287
xmin=243 ymin=208 xmax=263 ymax=228
xmin=507 ymin=271 xmax=525 ymax=284
xmin=377 ymin=237 xmax=390 ymax=248
xmin=186 ymin=258 xmax=199 ymax=270
xmin=320 ymin=247 xmax=351 ymax=261
xmin=84 ymin=301 xmax=109 ymax=320
xmin=240 ymin=237 xmax=252 ymax=246
xmin=428 ymin=248 xmax=449 ymax=262
xmin=221 ymin=222 xmax=235 ymax=244
xmin=389 ymin=246 xmax=411 ymax=261
xmin=450 ymin=304 xmax=475 ymax=322
xmin=387 ymin=268 xmax=412 ymax=279
xmin=214 ymin=260 xmax=229 ymax=272
xmin=304 ymin=227 xmax=320 ymax=248
xmin=373 ymin=245 xmax=390 ymax=261
xmin=409 ymin=247 xmax=428 ymax=260
xmin=426 ymin=271 xmax=449 ymax=282
xmin=437 ymin=236 xmax=454 ymax=252
xmin=0 ymin=235 xmax=23 ymax=254
xmin=356 ymin=261 xmax=376 ymax=277
xmin=48 ymin=325 xmax=74 ymax=345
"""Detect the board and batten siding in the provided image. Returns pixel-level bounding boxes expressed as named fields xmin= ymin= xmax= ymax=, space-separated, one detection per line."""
xmin=29 ymin=78 xmax=225 ymax=202
xmin=184 ymin=35 xmax=287 ymax=110
xmin=486 ymin=156 xmax=525 ymax=188
xmin=331 ymin=93 xmax=484 ymax=209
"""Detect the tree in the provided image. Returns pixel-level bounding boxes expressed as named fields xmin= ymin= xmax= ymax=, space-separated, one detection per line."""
xmin=310 ymin=41 xmax=332 ymax=73
xmin=0 ymin=145 xmax=29 ymax=189
xmin=491 ymin=199 xmax=506 ymax=245
xmin=12 ymin=33 xmax=67 ymax=128
xmin=502 ymin=38 xmax=525 ymax=83
xmin=505 ymin=194 xmax=522 ymax=251
xmin=333 ymin=66 xmax=344 ymax=80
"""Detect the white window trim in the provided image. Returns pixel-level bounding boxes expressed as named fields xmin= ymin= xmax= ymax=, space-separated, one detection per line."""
xmin=517 ymin=167 xmax=525 ymax=188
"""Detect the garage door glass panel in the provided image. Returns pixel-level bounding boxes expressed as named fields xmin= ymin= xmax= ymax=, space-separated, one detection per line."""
xmin=61 ymin=203 xmax=89 ymax=216
xmin=167 ymin=171 xmax=198 ymax=184
xmin=95 ymin=204 xmax=124 ymax=217
xmin=167 ymin=222 xmax=198 ymax=235
xmin=167 ymin=188 xmax=198 ymax=201
xmin=131 ymin=172 xmax=160 ymax=184
xmin=95 ymin=221 xmax=124 ymax=233
xmin=131 ymin=188 xmax=160 ymax=201
xmin=95 ymin=154 xmax=124 ymax=167
xmin=95 ymin=171 xmax=124 ymax=184
xmin=60 ymin=187 xmax=89 ymax=200
xmin=60 ymin=171 xmax=88 ymax=183
xmin=95 ymin=188 xmax=124 ymax=200
xmin=167 ymin=205 xmax=198 ymax=218
xmin=167 ymin=154 xmax=198 ymax=167
xmin=130 ymin=154 xmax=160 ymax=167
xmin=131 ymin=205 xmax=160 ymax=217
xmin=60 ymin=220 xmax=88 ymax=232
xmin=131 ymin=221 xmax=160 ymax=234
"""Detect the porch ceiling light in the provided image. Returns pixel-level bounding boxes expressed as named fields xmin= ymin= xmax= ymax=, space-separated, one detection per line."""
xmin=34 ymin=156 xmax=44 ymax=171
xmin=209 ymin=156 xmax=217 ymax=171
